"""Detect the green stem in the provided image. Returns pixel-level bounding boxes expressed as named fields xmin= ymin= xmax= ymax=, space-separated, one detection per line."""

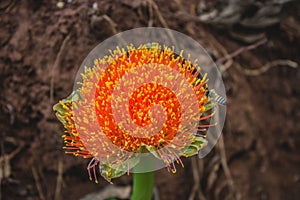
xmin=131 ymin=171 xmax=154 ymax=200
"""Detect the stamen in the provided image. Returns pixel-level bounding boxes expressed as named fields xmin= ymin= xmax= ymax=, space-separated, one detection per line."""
xmin=198 ymin=111 xmax=215 ymax=121
xmin=87 ymin=158 xmax=95 ymax=181
xmin=198 ymin=122 xmax=217 ymax=128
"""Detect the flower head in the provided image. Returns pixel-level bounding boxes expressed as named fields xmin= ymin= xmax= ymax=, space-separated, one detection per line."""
xmin=53 ymin=43 xmax=214 ymax=183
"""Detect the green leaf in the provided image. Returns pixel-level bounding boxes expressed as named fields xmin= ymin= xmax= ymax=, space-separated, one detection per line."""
xmin=182 ymin=136 xmax=207 ymax=157
xmin=53 ymin=91 xmax=83 ymax=125
xmin=100 ymin=155 xmax=140 ymax=182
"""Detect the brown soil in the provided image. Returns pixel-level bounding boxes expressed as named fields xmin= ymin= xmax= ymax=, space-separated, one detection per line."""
xmin=0 ymin=0 xmax=299 ymax=200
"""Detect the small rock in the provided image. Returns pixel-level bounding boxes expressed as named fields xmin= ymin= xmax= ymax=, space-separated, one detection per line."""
xmin=293 ymin=174 xmax=300 ymax=182
xmin=9 ymin=51 xmax=23 ymax=62
xmin=92 ymin=2 xmax=98 ymax=10
xmin=56 ymin=1 xmax=65 ymax=9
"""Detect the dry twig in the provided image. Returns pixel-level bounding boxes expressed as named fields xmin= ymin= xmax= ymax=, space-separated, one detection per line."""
xmin=148 ymin=0 xmax=179 ymax=48
xmin=50 ymin=33 xmax=72 ymax=104
xmin=236 ymin=59 xmax=298 ymax=76
xmin=147 ymin=0 xmax=154 ymax=27
xmin=0 ymin=135 xmax=24 ymax=196
xmin=197 ymin=159 xmax=207 ymax=200
xmin=54 ymin=157 xmax=64 ymax=200
xmin=0 ymin=0 xmax=15 ymax=11
xmin=32 ymin=166 xmax=46 ymax=200
xmin=80 ymin=185 xmax=131 ymax=200
xmin=207 ymin=34 xmax=268 ymax=74
xmin=205 ymin=33 xmax=297 ymax=78
xmin=101 ymin=15 xmax=118 ymax=35
xmin=214 ymin=180 xmax=232 ymax=200
xmin=205 ymin=33 xmax=233 ymax=73
xmin=216 ymin=38 xmax=267 ymax=65
xmin=0 ymin=141 xmax=23 ymax=164
xmin=217 ymin=135 xmax=240 ymax=200
xmin=206 ymin=156 xmax=220 ymax=191
xmin=189 ymin=157 xmax=207 ymax=200
xmin=218 ymin=136 xmax=233 ymax=188
xmin=149 ymin=0 xmax=169 ymax=29
xmin=101 ymin=15 xmax=127 ymax=46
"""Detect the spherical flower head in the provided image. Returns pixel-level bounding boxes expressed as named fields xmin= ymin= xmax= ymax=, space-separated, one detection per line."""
xmin=53 ymin=43 xmax=215 ymax=183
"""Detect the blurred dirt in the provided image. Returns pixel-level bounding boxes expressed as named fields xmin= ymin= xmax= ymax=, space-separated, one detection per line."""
xmin=0 ymin=0 xmax=299 ymax=200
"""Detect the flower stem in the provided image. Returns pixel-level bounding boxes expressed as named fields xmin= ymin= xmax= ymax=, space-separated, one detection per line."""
xmin=131 ymin=171 xmax=154 ymax=200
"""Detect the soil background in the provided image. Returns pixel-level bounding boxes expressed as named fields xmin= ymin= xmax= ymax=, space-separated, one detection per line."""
xmin=0 ymin=0 xmax=299 ymax=200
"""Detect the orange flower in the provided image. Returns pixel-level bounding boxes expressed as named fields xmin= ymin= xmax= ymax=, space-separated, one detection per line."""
xmin=53 ymin=43 xmax=213 ymax=183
